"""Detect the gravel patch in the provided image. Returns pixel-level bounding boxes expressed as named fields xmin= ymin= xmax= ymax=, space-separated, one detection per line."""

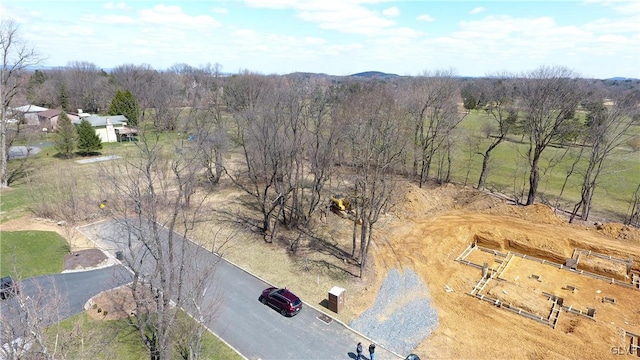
xmin=350 ymin=268 xmax=438 ymax=355
xmin=8 ymin=146 xmax=41 ymax=159
xmin=76 ymin=155 xmax=121 ymax=164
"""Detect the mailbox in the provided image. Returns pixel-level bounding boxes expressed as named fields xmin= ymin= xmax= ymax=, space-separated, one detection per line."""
xmin=328 ymin=286 xmax=345 ymax=313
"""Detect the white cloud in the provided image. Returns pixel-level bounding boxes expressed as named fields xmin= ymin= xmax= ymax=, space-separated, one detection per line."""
xmin=243 ymin=0 xmax=299 ymax=9
xmin=383 ymin=6 xmax=400 ymax=16
xmin=243 ymin=0 xmax=404 ymax=37
xmin=584 ymin=0 xmax=640 ymax=13
xmin=102 ymin=2 xmax=127 ymax=10
xmin=211 ymin=7 xmax=229 ymax=15
xmin=470 ymin=7 xmax=485 ymax=14
xmin=417 ymin=14 xmax=434 ymax=22
xmin=81 ymin=14 xmax=135 ymax=24
xmin=138 ymin=5 xmax=221 ymax=28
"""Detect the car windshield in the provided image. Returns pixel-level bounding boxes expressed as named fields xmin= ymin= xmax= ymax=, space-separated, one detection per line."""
xmin=292 ymin=299 xmax=301 ymax=307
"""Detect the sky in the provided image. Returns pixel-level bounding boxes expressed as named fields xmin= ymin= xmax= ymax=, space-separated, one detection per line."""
xmin=2 ymin=0 xmax=639 ymax=79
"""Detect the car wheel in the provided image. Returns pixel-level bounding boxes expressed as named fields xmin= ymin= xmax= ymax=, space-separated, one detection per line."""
xmin=280 ymin=309 xmax=287 ymax=316
xmin=261 ymin=297 xmax=267 ymax=305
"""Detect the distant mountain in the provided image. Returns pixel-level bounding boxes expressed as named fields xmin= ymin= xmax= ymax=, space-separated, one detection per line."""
xmin=349 ymin=71 xmax=399 ymax=79
xmin=285 ymin=72 xmax=333 ymax=79
xmin=606 ymin=77 xmax=639 ymax=81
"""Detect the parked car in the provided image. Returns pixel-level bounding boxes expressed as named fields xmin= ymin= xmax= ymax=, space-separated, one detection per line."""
xmin=259 ymin=287 xmax=302 ymax=316
xmin=0 ymin=276 xmax=19 ymax=300
xmin=405 ymin=354 xmax=421 ymax=360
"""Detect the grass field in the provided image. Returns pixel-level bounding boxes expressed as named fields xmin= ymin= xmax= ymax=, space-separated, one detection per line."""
xmin=0 ymin=186 xmax=30 ymax=222
xmin=0 ymin=230 xmax=69 ymax=278
xmin=46 ymin=312 xmax=243 ymax=360
xmin=446 ymin=110 xmax=640 ymax=220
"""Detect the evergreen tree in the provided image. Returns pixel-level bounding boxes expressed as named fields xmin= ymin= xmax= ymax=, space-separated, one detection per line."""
xmin=26 ymin=70 xmax=46 ymax=103
xmin=76 ymin=118 xmax=102 ymax=155
xmin=108 ymin=89 xmax=139 ymax=126
xmin=59 ymin=83 xmax=69 ymax=112
xmin=54 ymin=111 xmax=77 ymax=158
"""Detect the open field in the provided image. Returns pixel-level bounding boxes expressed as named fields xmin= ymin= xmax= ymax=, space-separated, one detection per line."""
xmin=0 ymin=230 xmax=69 ymax=278
xmin=45 ymin=312 xmax=242 ymax=360
xmin=450 ymin=110 xmax=640 ymax=220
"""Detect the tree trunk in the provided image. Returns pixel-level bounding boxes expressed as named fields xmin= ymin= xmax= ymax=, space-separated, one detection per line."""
xmin=477 ymin=136 xmax=504 ymax=190
xmin=526 ymin=151 xmax=541 ymax=205
xmin=1 ymin=49 xmax=7 ymax=189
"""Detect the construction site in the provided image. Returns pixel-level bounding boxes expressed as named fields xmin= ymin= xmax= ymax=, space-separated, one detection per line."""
xmin=366 ymin=182 xmax=640 ymax=359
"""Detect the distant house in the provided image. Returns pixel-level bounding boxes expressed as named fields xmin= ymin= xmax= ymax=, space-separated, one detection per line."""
xmin=37 ymin=109 xmax=83 ymax=131
xmin=12 ymin=105 xmax=49 ymax=126
xmin=37 ymin=109 xmax=61 ymax=127
xmin=73 ymin=115 xmax=129 ymax=143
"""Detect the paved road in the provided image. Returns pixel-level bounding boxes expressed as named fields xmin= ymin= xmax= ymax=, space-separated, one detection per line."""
xmin=79 ymin=220 xmax=402 ymax=360
xmin=0 ymin=266 xmax=131 ymax=344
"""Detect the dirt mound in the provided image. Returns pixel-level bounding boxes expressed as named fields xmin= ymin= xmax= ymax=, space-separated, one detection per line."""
xmin=86 ymin=286 xmax=137 ymax=321
xmin=396 ymin=182 xmax=502 ymax=217
xmin=63 ymin=249 xmax=110 ymax=272
xmin=595 ymin=222 xmax=640 ymax=242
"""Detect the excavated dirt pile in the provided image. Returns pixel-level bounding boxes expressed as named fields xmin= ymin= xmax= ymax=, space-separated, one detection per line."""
xmin=375 ymin=182 xmax=640 ymax=360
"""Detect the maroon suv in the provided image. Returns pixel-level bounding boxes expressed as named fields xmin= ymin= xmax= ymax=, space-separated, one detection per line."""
xmin=259 ymin=287 xmax=302 ymax=316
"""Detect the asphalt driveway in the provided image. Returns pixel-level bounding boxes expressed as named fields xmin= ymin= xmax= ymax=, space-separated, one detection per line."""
xmin=79 ymin=220 xmax=402 ymax=360
xmin=0 ymin=265 xmax=132 ymax=344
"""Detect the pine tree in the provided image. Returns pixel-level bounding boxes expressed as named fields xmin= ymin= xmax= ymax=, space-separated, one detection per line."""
xmin=26 ymin=70 xmax=46 ymax=103
xmin=54 ymin=111 xmax=77 ymax=158
xmin=109 ymin=89 xmax=139 ymax=126
xmin=76 ymin=118 xmax=102 ymax=155
xmin=59 ymin=83 xmax=69 ymax=112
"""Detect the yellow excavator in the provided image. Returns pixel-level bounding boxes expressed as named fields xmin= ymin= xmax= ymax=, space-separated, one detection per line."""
xmin=330 ymin=194 xmax=351 ymax=212
xmin=329 ymin=194 xmax=360 ymax=223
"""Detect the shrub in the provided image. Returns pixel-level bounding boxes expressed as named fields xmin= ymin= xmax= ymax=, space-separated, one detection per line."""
xmin=628 ymin=136 xmax=640 ymax=152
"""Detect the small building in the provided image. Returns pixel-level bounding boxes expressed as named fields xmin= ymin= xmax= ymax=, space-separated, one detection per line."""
xmin=73 ymin=115 xmax=129 ymax=143
xmin=37 ymin=109 xmax=81 ymax=131
xmin=37 ymin=109 xmax=61 ymax=128
xmin=12 ymin=105 xmax=49 ymax=125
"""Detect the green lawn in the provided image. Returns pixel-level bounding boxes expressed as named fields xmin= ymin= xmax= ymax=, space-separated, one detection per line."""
xmin=46 ymin=313 xmax=243 ymax=360
xmin=0 ymin=187 xmax=31 ymax=222
xmin=446 ymin=110 xmax=640 ymax=220
xmin=0 ymin=230 xmax=69 ymax=278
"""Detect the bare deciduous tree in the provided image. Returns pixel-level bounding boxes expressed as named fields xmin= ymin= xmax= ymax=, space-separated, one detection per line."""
xmin=570 ymin=89 xmax=640 ymax=221
xmin=299 ymin=81 xmax=343 ymax=224
xmin=517 ymin=66 xmax=583 ymax=205
xmin=403 ymin=70 xmax=463 ymax=187
xmin=1 ymin=18 xmax=42 ymax=189
xmin=342 ymin=82 xmax=405 ymax=277
xmin=0 ymin=277 xmax=66 ymax=360
xmin=63 ymin=61 xmax=109 ymax=113
xmin=100 ymin=131 xmax=220 ymax=360
xmin=180 ymin=63 xmax=228 ymax=186
xmin=109 ymin=63 xmax=157 ymax=124
xmin=148 ymin=68 xmax=183 ymax=131
xmin=476 ymin=74 xmax=518 ymax=190
xmin=226 ymin=73 xmax=291 ymax=240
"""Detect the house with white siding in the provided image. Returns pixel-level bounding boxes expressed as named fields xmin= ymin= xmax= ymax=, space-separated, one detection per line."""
xmin=73 ymin=114 xmax=128 ymax=143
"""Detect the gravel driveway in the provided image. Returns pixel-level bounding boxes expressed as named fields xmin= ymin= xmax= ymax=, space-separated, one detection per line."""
xmin=8 ymin=146 xmax=40 ymax=159
xmin=350 ymin=268 xmax=438 ymax=355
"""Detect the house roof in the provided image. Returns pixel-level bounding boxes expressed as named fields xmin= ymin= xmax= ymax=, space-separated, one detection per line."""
xmin=73 ymin=115 xmax=128 ymax=127
xmin=13 ymin=105 xmax=48 ymax=113
xmin=37 ymin=109 xmax=61 ymax=119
